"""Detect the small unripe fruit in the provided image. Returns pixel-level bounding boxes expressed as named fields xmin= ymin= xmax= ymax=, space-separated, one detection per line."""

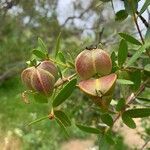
xmin=75 ymin=49 xmax=112 ymax=79
xmin=78 ymin=73 xmax=117 ymax=110
xmin=21 ymin=61 xmax=57 ymax=95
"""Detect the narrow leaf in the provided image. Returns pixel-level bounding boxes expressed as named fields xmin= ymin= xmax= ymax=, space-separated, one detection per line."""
xmin=117 ymin=79 xmax=134 ymax=85
xmin=122 ymin=113 xmax=136 ymax=129
xmin=54 ymin=110 xmax=71 ymax=126
xmin=67 ymin=61 xmax=75 ymax=68
xmin=38 ymin=38 xmax=47 ymax=52
xmin=101 ymin=114 xmax=113 ymax=127
xmin=139 ymin=0 xmax=150 ymax=15
xmin=28 ymin=116 xmax=49 ymax=126
xmin=76 ymin=124 xmax=101 ymax=134
xmin=111 ymin=51 xmax=118 ymax=72
xmin=57 ymin=65 xmax=63 ymax=79
xmin=55 ymin=117 xmax=69 ymax=137
xmin=118 ymin=39 xmax=128 ymax=67
xmin=130 ymin=70 xmax=141 ymax=91
xmin=53 ymin=78 xmax=77 ymax=107
xmin=124 ymin=108 xmax=150 ymax=118
xmin=145 ymin=27 xmax=150 ymax=42
xmin=34 ymin=93 xmax=48 ymax=103
xmin=125 ymin=43 xmax=150 ymax=67
xmin=116 ymin=98 xmax=126 ymax=111
xmin=32 ymin=50 xmax=46 ymax=59
xmin=58 ymin=51 xmax=66 ymax=63
xmin=115 ymin=10 xmax=128 ymax=21
xmin=55 ymin=32 xmax=61 ymax=58
xmin=119 ymin=33 xmax=142 ymax=45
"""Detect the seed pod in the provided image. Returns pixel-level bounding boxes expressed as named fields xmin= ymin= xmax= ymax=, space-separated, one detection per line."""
xmin=38 ymin=60 xmax=58 ymax=80
xmin=78 ymin=73 xmax=117 ymax=110
xmin=75 ymin=49 xmax=112 ymax=79
xmin=21 ymin=61 xmax=58 ymax=95
xmin=21 ymin=67 xmax=35 ymax=90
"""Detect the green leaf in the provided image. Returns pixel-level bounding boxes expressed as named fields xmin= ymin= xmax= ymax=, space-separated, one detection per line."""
xmin=119 ymin=33 xmax=142 ymax=45
xmin=38 ymin=38 xmax=47 ymax=52
xmin=124 ymin=0 xmax=138 ymax=14
xmin=122 ymin=113 xmax=136 ymax=129
xmin=111 ymin=51 xmax=118 ymax=72
xmin=116 ymin=98 xmax=126 ymax=111
xmin=124 ymin=108 xmax=150 ymax=118
xmin=53 ymin=78 xmax=77 ymax=107
xmin=139 ymin=0 xmax=150 ymax=15
xmin=101 ymin=114 xmax=113 ymax=127
xmin=32 ymin=50 xmax=46 ymax=59
xmin=145 ymin=27 xmax=150 ymax=42
xmin=115 ymin=10 xmax=128 ymax=21
xmin=118 ymin=39 xmax=128 ymax=67
xmin=58 ymin=51 xmax=66 ymax=63
xmin=57 ymin=65 xmax=63 ymax=79
xmin=34 ymin=93 xmax=48 ymax=103
xmin=105 ymin=131 xmax=115 ymax=145
xmin=99 ymin=134 xmax=110 ymax=150
xmin=67 ymin=61 xmax=75 ymax=68
xmin=55 ymin=32 xmax=61 ymax=58
xmin=54 ymin=110 xmax=71 ymax=126
xmin=137 ymin=88 xmax=150 ymax=102
xmin=125 ymin=43 xmax=150 ymax=67
xmin=130 ymin=70 xmax=141 ymax=91
xmin=117 ymin=79 xmax=134 ymax=85
xmin=55 ymin=117 xmax=69 ymax=137
xmin=28 ymin=115 xmax=49 ymax=126
xmin=27 ymin=59 xmax=37 ymax=66
xmin=76 ymin=124 xmax=101 ymax=134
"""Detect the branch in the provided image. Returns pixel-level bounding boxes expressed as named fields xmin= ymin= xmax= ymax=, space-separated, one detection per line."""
xmin=61 ymin=2 xmax=93 ymax=27
xmin=140 ymin=140 xmax=150 ymax=150
xmin=54 ymin=73 xmax=77 ymax=88
xmin=113 ymin=79 xmax=149 ymax=125
xmin=133 ymin=12 xmax=145 ymax=44
xmin=136 ymin=11 xmax=149 ymax=28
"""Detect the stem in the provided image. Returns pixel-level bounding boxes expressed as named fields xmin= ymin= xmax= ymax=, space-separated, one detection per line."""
xmin=132 ymin=12 xmax=145 ymax=44
xmin=131 ymin=2 xmax=150 ymax=57
xmin=54 ymin=73 xmax=77 ymax=88
xmin=141 ymin=140 xmax=150 ymax=150
xmin=136 ymin=11 xmax=149 ymax=28
xmin=113 ymin=79 xmax=149 ymax=125
xmin=49 ymin=58 xmax=72 ymax=68
xmin=27 ymin=115 xmax=49 ymax=126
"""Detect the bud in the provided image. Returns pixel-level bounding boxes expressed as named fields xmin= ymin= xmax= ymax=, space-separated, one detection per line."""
xmin=21 ymin=61 xmax=58 ymax=95
xmin=75 ymin=49 xmax=112 ymax=79
xmin=78 ymin=73 xmax=117 ymax=110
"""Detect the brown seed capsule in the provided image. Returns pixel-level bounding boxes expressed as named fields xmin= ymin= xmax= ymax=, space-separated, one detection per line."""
xmin=78 ymin=73 xmax=117 ymax=110
xmin=75 ymin=49 xmax=112 ymax=79
xmin=38 ymin=60 xmax=58 ymax=80
xmin=21 ymin=67 xmax=35 ymax=90
xmin=21 ymin=61 xmax=58 ymax=95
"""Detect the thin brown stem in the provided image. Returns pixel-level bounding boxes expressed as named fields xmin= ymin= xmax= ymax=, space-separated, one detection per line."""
xmin=133 ymin=13 xmax=145 ymax=44
xmin=140 ymin=140 xmax=150 ymax=150
xmin=132 ymin=4 xmax=150 ymax=57
xmin=113 ymin=79 xmax=149 ymax=125
xmin=136 ymin=11 xmax=149 ymax=28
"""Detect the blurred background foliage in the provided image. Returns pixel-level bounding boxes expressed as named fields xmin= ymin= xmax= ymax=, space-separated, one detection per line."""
xmin=0 ymin=0 xmax=149 ymax=149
